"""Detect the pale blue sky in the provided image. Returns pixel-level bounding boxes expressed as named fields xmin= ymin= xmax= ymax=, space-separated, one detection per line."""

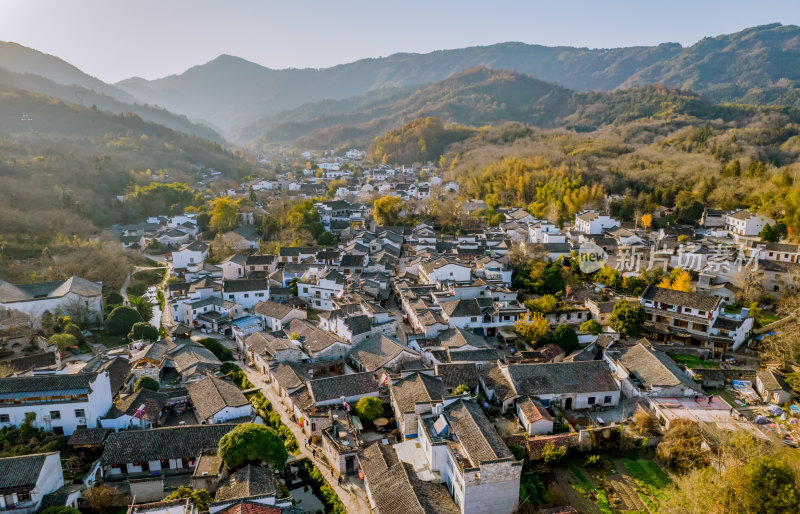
xmin=2 ymin=0 xmax=800 ymax=83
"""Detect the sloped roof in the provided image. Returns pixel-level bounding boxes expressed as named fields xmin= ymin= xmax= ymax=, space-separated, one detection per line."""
xmin=437 ymin=327 xmax=490 ymax=350
xmin=507 ymin=361 xmax=618 ymax=396
xmin=435 ymin=363 xmax=480 ymax=390
xmin=349 ymin=334 xmax=418 ymax=372
xmin=0 ymin=372 xmax=97 ymax=395
xmin=253 ymin=300 xmax=294 ymax=320
xmin=0 ymin=453 xmax=51 ymax=492
xmin=368 ymin=460 xmax=459 ymax=514
xmin=105 ymin=388 xmax=169 ymax=420
xmin=187 ymin=376 xmax=249 ymax=420
xmin=444 ymin=399 xmax=513 ymax=465
xmin=641 ymin=285 xmax=721 ymax=312
xmin=101 ymin=424 xmax=236 ymax=465
xmin=308 ymin=372 xmax=378 ymax=403
xmin=611 ymin=342 xmax=700 ymax=392
xmin=214 ymin=464 xmax=278 ymax=501
xmin=391 ymin=372 xmax=447 ymax=413
xmin=285 ymin=319 xmax=347 ymax=355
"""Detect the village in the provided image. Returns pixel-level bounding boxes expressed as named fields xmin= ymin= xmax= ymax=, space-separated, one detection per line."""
xmin=0 ymin=150 xmax=798 ymax=514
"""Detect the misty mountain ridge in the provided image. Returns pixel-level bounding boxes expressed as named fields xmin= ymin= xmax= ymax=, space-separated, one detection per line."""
xmin=113 ymin=23 xmax=800 ymax=141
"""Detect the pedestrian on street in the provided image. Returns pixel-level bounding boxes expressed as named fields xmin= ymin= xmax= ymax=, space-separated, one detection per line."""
xmin=338 ymin=475 xmax=342 ymax=486
xmin=312 ymin=448 xmax=316 ymax=458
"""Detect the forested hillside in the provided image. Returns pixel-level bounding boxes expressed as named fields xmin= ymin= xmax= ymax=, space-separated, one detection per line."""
xmin=0 ymin=87 xmax=256 ymax=290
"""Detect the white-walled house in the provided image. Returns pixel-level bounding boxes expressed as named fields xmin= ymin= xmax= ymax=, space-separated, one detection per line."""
xmin=725 ymin=209 xmax=774 ymax=237
xmin=516 ymin=397 xmax=554 ymax=435
xmin=0 ymin=276 xmax=103 ymax=327
xmin=573 ymin=211 xmax=619 ymax=234
xmin=222 ymin=279 xmax=270 ymax=310
xmin=0 ymin=372 xmax=113 ymax=436
xmin=99 ymin=424 xmax=235 ymax=477
xmin=0 ymin=452 xmax=67 ymax=513
xmin=172 ymin=241 xmax=209 ymax=271
xmin=419 ymin=258 xmax=471 ymax=284
xmin=252 ymin=300 xmax=307 ymax=331
xmin=187 ymin=376 xmax=252 ymax=424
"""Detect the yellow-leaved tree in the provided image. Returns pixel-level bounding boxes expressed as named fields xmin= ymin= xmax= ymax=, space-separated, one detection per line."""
xmin=641 ymin=213 xmax=653 ymax=229
xmin=514 ymin=311 xmax=550 ymax=344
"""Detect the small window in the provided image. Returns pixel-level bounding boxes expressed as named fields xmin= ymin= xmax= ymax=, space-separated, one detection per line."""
xmin=75 ymin=409 xmax=85 ymax=418
xmin=471 ymin=317 xmax=478 ymax=322
xmin=52 ymin=426 xmax=64 ymax=435
xmin=604 ymin=396 xmax=612 ymax=404
xmin=229 ymin=295 xmax=235 ymax=300
xmin=588 ymin=396 xmax=596 ymax=405
xmin=244 ymin=294 xmax=249 ymax=298
xmin=0 ymin=414 xmax=9 ymax=423
xmin=50 ymin=410 xmax=61 ymax=420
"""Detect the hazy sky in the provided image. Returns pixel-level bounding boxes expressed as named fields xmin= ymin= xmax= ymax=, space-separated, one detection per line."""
xmin=2 ymin=0 xmax=800 ymax=83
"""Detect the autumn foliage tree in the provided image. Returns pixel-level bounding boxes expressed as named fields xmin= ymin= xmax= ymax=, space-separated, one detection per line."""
xmin=372 ymin=195 xmax=404 ymax=226
xmin=515 ymin=311 xmax=550 ymax=344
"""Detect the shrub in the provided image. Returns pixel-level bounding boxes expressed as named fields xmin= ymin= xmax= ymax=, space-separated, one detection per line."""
xmin=197 ymin=337 xmax=233 ymax=361
xmin=48 ymin=333 xmax=78 ymax=351
xmin=552 ymin=324 xmax=579 ymax=354
xmin=134 ymin=376 xmax=159 ymax=392
xmin=104 ymin=291 xmax=124 ymax=307
xmin=163 ymin=486 xmax=212 ymax=512
xmin=298 ymin=458 xmax=346 ymax=514
xmin=62 ymin=322 xmax=84 ymax=343
xmin=129 ymin=322 xmax=159 ymax=341
xmin=541 ymin=441 xmax=567 ymax=464
xmin=579 ymin=319 xmax=603 ymax=335
xmin=106 ymin=305 xmax=143 ymax=335
xmin=453 ymin=384 xmax=471 ymax=395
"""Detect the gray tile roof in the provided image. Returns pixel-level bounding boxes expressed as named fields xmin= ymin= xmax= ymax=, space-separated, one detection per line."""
xmin=444 ymin=399 xmax=514 ymax=465
xmin=105 ymin=388 xmax=169 ymax=420
xmin=68 ymin=427 xmax=110 ymax=447
xmin=368 ymin=460 xmax=459 ymax=514
xmin=0 ymin=372 xmax=97 ymax=395
xmin=0 ymin=453 xmax=50 ymax=492
xmin=358 ymin=442 xmax=399 ymax=483
xmin=437 ymin=327 xmax=490 ymax=350
xmin=223 ymin=278 xmax=270 ymax=293
xmin=100 ymin=424 xmax=236 ymax=465
xmin=271 ymin=362 xmax=310 ymax=392
xmin=435 ymin=363 xmax=480 ymax=390
xmin=348 ymin=334 xmax=418 ymax=372
xmin=308 ymin=372 xmax=378 ymax=403
xmin=187 ymin=376 xmax=250 ymax=421
xmin=285 ymin=319 xmax=347 ymax=355
xmin=641 ymin=285 xmax=721 ymax=312
xmin=214 ymin=464 xmax=278 ymax=501
xmin=611 ymin=342 xmax=700 ymax=392
xmin=440 ymin=299 xmax=481 ymax=318
xmin=391 ymin=372 xmax=446 ymax=413
xmin=253 ymin=300 xmax=295 ymax=320
xmin=507 ymin=361 xmax=619 ymax=396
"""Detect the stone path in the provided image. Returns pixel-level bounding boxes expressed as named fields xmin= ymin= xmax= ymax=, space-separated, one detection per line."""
xmin=235 ymin=361 xmax=370 ymax=513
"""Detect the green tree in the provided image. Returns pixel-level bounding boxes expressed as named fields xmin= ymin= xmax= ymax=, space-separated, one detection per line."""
xmin=609 ymin=301 xmax=645 ymax=337
xmin=552 ymin=324 xmax=579 ymax=354
xmin=580 ymin=319 xmax=603 ymax=335
xmin=373 ymin=195 xmax=404 ymax=226
xmin=129 ymin=295 xmax=154 ymax=322
xmin=163 ymin=486 xmax=212 ymax=512
xmin=129 ymin=322 xmax=159 ymax=341
xmin=48 ymin=333 xmax=78 ymax=351
xmin=106 ymin=305 xmax=143 ymax=335
xmin=218 ymin=423 xmax=288 ymax=470
xmin=355 ymin=396 xmax=383 ymax=421
xmin=760 ymin=224 xmax=781 ymax=243
xmin=317 ymin=231 xmax=337 ymax=246
xmin=134 ymin=376 xmax=160 ymax=392
xmin=453 ymin=384 xmax=471 ymax=395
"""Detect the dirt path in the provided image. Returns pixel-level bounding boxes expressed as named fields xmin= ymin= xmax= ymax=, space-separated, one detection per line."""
xmin=609 ymin=459 xmax=649 ymax=512
xmin=553 ymin=468 xmax=601 ymax=514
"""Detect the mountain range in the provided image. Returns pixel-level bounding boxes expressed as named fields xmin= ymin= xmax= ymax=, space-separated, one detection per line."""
xmin=111 ymin=23 xmax=800 ymax=141
xmin=3 ymin=23 xmax=800 ymax=146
